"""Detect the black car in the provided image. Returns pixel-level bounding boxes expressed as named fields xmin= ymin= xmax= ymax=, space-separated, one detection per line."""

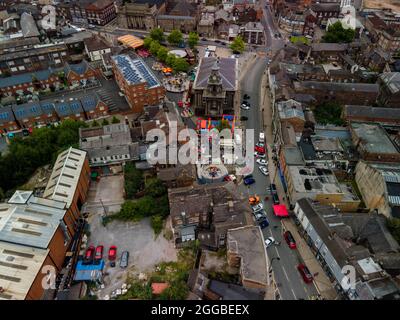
xmin=240 ymin=116 xmax=248 ymax=121
xmin=243 ymin=94 xmax=250 ymax=100
xmin=270 ymin=183 xmax=277 ymax=194
xmin=215 ymin=39 xmax=221 ymax=43
xmin=272 ymin=193 xmax=280 ymax=205
xmin=242 ymin=100 xmax=250 ymax=106
xmin=201 ymin=37 xmax=207 ymax=41
xmin=244 ymin=174 xmax=253 ymax=180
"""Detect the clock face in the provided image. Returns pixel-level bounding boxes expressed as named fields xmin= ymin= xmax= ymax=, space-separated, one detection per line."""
xmin=212 ymin=75 xmax=217 ymax=80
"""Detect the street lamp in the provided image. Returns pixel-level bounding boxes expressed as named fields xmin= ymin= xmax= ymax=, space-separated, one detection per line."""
xmin=269 ymin=256 xmax=280 ymax=273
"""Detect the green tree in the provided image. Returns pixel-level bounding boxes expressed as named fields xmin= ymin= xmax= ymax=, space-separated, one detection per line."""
xmin=230 ymin=36 xmax=245 ymax=54
xmin=101 ymin=118 xmax=109 ymax=126
xmin=151 ymin=214 xmax=164 ymax=235
xmin=167 ymin=29 xmax=183 ymax=46
xmin=143 ymin=36 xmax=154 ymax=49
xmin=165 ymin=53 xmax=177 ymax=67
xmin=188 ymin=32 xmax=199 ymax=48
xmin=145 ymin=179 xmax=167 ymax=198
xmin=91 ymin=120 xmax=99 ymax=127
xmin=159 ymin=280 xmax=189 ymax=300
xmin=314 ymin=102 xmax=345 ymax=126
xmin=157 ymin=46 xmax=169 ymax=62
xmin=172 ymin=57 xmax=189 ymax=72
xmin=0 ymin=187 xmax=4 ymax=201
xmin=124 ymin=163 xmax=143 ymax=198
xmin=322 ymin=21 xmax=355 ymax=43
xmin=149 ymin=40 xmax=161 ymax=56
xmin=150 ymin=28 xmax=165 ymax=42
xmin=111 ymin=116 xmax=120 ymax=124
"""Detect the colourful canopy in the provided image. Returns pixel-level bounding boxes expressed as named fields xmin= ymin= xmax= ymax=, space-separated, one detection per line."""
xmin=118 ymin=34 xmax=144 ymax=49
xmin=273 ymin=204 xmax=289 ymax=217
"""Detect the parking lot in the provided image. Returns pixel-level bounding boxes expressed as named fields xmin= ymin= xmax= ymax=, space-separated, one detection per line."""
xmin=84 ymin=175 xmax=177 ymax=299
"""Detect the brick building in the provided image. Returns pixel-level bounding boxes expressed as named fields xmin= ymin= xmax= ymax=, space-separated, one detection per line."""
xmin=0 ymin=105 xmax=18 ymax=134
xmin=293 ymin=81 xmax=379 ymax=105
xmin=86 ymin=0 xmax=117 ymax=26
xmin=112 ymin=55 xmax=165 ymax=113
xmin=64 ymin=60 xmax=99 ymax=86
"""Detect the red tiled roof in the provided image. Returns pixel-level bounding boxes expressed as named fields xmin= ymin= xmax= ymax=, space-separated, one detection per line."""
xmin=151 ymin=282 xmax=169 ymax=295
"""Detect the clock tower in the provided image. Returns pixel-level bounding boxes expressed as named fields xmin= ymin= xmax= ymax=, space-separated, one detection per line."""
xmin=207 ymin=61 xmax=223 ymax=95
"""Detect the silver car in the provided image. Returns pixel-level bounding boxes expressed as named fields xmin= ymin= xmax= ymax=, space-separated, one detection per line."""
xmin=120 ymin=251 xmax=129 ymax=268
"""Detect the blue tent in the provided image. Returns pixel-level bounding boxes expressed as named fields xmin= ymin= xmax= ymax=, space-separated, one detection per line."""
xmin=74 ymin=260 xmax=105 ymax=282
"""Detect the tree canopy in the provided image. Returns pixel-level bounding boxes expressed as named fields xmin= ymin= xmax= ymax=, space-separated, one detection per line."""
xmin=314 ymin=101 xmax=345 ymax=126
xmin=167 ymin=29 xmax=183 ymax=46
xmin=230 ymin=36 xmax=245 ymax=53
xmin=188 ymin=32 xmax=199 ymax=48
xmin=150 ymin=28 xmax=164 ymax=42
xmin=0 ymin=119 xmax=87 ymax=194
xmin=322 ymin=21 xmax=355 ymax=43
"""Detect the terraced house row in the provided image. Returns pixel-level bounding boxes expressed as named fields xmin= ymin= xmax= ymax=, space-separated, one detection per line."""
xmin=0 ymin=93 xmax=109 ymax=134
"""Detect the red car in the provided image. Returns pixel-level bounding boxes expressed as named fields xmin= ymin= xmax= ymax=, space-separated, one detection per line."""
xmin=95 ymin=245 xmax=104 ymax=261
xmin=284 ymin=231 xmax=297 ymax=249
xmin=84 ymin=245 xmax=95 ymax=264
xmin=255 ymin=146 xmax=266 ymax=154
xmin=297 ymin=264 xmax=314 ymax=284
xmin=108 ymin=246 xmax=117 ymax=261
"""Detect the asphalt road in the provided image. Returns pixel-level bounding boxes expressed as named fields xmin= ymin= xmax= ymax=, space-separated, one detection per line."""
xmin=238 ymin=57 xmax=318 ymax=300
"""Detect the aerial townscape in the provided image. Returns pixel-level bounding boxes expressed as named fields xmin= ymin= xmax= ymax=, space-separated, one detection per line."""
xmin=1 ymin=0 xmax=400 ymax=304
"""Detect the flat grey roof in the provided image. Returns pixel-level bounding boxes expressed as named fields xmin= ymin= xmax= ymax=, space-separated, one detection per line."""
xmin=0 ymin=194 xmax=66 ymax=249
xmin=227 ymin=226 xmax=268 ymax=286
xmin=350 ymin=122 xmax=399 ymax=155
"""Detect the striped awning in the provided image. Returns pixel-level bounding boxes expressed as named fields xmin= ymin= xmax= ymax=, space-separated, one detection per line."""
xmin=117 ymin=34 xmax=144 ymax=49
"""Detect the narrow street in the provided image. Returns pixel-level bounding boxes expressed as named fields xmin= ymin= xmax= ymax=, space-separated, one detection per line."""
xmin=238 ymin=57 xmax=318 ymax=300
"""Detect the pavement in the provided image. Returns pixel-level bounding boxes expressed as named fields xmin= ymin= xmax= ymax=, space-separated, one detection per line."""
xmin=260 ymin=58 xmax=338 ymax=301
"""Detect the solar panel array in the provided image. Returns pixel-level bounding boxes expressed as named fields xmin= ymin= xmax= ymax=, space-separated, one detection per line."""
xmin=81 ymin=95 xmax=97 ymax=111
xmin=114 ymin=55 xmax=160 ymax=88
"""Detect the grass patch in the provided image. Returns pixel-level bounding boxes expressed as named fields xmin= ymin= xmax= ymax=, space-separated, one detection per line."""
xmin=119 ymin=241 xmax=199 ymax=300
xmin=314 ymin=102 xmax=345 ymax=126
xmin=290 ymin=36 xmax=309 ymax=45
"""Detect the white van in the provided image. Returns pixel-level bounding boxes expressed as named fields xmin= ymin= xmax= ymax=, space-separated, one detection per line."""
xmin=259 ymin=132 xmax=265 ymax=143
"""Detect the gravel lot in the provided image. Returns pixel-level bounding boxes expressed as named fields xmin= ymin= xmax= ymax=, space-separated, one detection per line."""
xmin=85 ymin=175 xmax=177 ymax=299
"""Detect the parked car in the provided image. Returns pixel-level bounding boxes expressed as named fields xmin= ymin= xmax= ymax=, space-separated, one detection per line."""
xmin=254 ymin=152 xmax=266 ymax=159
xmin=259 ymin=217 xmax=269 ymax=229
xmin=215 ymin=39 xmax=221 ymax=43
xmin=270 ymin=183 xmax=277 ymax=194
xmin=254 ymin=210 xmax=267 ymax=221
xmin=248 ymin=195 xmax=260 ymax=205
xmin=252 ymin=203 xmax=264 ymax=212
xmin=244 ymin=174 xmax=253 ymax=180
xmin=255 ymin=146 xmax=266 ymax=153
xmin=259 ymin=166 xmax=269 ymax=176
xmin=201 ymin=37 xmax=207 ymax=41
xmin=95 ymin=245 xmax=104 ymax=261
xmin=108 ymin=246 xmax=117 ymax=267
xmin=284 ymin=231 xmax=296 ymax=249
xmin=241 ymin=104 xmax=250 ymax=110
xmin=256 ymin=159 xmax=268 ymax=166
xmin=120 ymin=251 xmax=129 ymax=268
xmin=244 ymin=177 xmax=255 ymax=185
xmin=240 ymin=116 xmax=248 ymax=121
xmin=84 ymin=245 xmax=95 ymax=264
xmin=256 ymin=142 xmax=265 ymax=148
xmin=265 ymin=237 xmax=275 ymax=248
xmin=272 ymin=192 xmax=280 ymax=205
xmin=259 ymin=132 xmax=265 ymax=143
xmin=243 ymin=94 xmax=250 ymax=100
xmin=297 ymin=264 xmax=313 ymax=284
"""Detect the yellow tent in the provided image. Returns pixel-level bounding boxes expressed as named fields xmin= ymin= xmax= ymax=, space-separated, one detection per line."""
xmin=117 ymin=34 xmax=144 ymax=49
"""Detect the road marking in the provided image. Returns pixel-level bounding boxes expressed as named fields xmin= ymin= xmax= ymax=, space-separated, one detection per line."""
xmin=274 ymin=247 xmax=279 ymax=256
xmin=291 ymin=288 xmax=298 ymax=300
xmin=282 ymin=266 xmax=290 ymax=282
